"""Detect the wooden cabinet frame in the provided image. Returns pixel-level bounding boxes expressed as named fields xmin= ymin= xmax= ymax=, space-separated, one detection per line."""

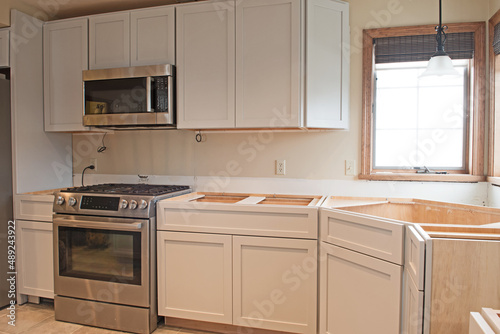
xmin=360 ymin=22 xmax=486 ymax=182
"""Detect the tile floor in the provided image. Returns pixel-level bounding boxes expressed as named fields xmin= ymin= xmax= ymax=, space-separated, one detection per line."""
xmin=0 ymin=300 xmax=209 ymax=334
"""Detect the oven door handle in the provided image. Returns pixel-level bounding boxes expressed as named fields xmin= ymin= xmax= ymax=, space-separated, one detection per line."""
xmin=54 ymin=219 xmax=143 ymax=232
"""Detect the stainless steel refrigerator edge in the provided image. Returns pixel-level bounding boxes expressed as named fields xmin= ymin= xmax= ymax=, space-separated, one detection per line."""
xmin=0 ymin=78 xmax=13 ymax=308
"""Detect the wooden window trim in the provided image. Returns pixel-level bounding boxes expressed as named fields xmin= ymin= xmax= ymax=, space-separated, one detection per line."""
xmin=489 ymin=10 xmax=500 ymax=177
xmin=360 ymin=22 xmax=486 ymax=182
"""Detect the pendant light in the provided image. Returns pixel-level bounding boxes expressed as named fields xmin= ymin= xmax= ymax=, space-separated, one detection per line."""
xmin=420 ymin=0 xmax=460 ymax=77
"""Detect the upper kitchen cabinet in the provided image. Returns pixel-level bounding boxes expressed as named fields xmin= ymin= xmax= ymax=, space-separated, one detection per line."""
xmin=89 ymin=7 xmax=175 ymax=70
xmin=176 ymin=0 xmax=349 ymax=130
xmin=44 ymin=18 xmax=89 ymax=132
xmin=235 ymin=0 xmax=301 ymax=128
xmin=176 ymin=1 xmax=235 ymax=129
xmin=130 ymin=7 xmax=175 ymax=66
xmin=0 ymin=29 xmax=9 ymax=68
xmin=89 ymin=13 xmax=130 ymax=69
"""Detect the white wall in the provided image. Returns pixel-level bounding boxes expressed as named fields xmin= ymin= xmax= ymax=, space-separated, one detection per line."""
xmin=72 ymin=0 xmax=492 ymax=205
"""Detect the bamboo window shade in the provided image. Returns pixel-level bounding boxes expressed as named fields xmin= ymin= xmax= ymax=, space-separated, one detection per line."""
xmin=494 ymin=22 xmax=500 ymax=55
xmin=374 ymin=32 xmax=474 ymax=63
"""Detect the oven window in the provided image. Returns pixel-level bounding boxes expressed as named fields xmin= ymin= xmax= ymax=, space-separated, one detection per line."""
xmin=58 ymin=227 xmax=142 ymax=285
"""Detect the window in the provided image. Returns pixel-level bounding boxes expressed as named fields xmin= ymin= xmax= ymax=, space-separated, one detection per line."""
xmin=361 ymin=23 xmax=486 ymax=182
xmin=489 ymin=11 xmax=500 ymax=181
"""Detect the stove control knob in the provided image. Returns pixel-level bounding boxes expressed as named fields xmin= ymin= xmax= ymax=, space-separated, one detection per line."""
xmin=56 ymin=196 xmax=65 ymax=205
xmin=68 ymin=197 xmax=77 ymax=207
xmin=120 ymin=199 xmax=129 ymax=209
xmin=129 ymin=200 xmax=138 ymax=210
xmin=139 ymin=200 xmax=148 ymax=210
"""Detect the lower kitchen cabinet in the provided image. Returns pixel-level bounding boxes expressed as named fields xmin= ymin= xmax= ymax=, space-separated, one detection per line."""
xmin=403 ymin=270 xmax=424 ymax=334
xmin=233 ymin=236 xmax=317 ymax=334
xmin=16 ymin=220 xmax=54 ymax=300
xmin=157 ymin=231 xmax=233 ymax=324
xmin=157 ymin=232 xmax=318 ymax=334
xmin=319 ymin=242 xmax=402 ymax=334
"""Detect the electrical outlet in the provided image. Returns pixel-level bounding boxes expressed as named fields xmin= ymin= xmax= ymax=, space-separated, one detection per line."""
xmin=90 ymin=158 xmax=97 ymax=171
xmin=345 ymin=160 xmax=355 ymax=176
xmin=276 ymin=160 xmax=286 ymax=175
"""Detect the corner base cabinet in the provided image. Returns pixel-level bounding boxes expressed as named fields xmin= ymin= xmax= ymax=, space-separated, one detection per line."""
xmin=176 ymin=0 xmax=349 ymax=130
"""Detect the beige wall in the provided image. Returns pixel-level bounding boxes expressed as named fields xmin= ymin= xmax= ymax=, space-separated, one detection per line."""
xmin=73 ymin=0 xmax=491 ymax=180
xmin=0 ymin=0 xmax=45 ymax=27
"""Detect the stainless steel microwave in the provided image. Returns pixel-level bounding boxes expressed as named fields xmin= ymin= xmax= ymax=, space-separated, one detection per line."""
xmin=83 ymin=64 xmax=175 ymax=128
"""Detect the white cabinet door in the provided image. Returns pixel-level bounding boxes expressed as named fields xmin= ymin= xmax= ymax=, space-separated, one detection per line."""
xmin=44 ymin=18 xmax=89 ymax=132
xmin=16 ymin=220 xmax=54 ymax=299
xmin=405 ymin=225 xmax=426 ymax=290
xmin=305 ymin=0 xmax=349 ymax=129
xmin=0 ymin=29 xmax=9 ymax=67
xmin=157 ymin=231 xmax=233 ymax=324
xmin=235 ymin=0 xmax=301 ymax=128
xmin=176 ymin=1 xmax=235 ymax=129
xmin=130 ymin=6 xmax=175 ymax=66
xmin=233 ymin=236 xmax=317 ymax=334
xmin=403 ymin=270 xmax=424 ymax=334
xmin=319 ymin=241 xmax=402 ymax=334
xmin=89 ymin=12 xmax=130 ymax=69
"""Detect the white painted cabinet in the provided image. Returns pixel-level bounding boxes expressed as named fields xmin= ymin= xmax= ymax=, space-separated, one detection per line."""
xmin=403 ymin=270 xmax=424 ymax=334
xmin=14 ymin=193 xmax=55 ymax=303
xmin=89 ymin=12 xmax=130 ymax=69
xmin=90 ymin=7 xmax=175 ymax=70
xmin=233 ymin=236 xmax=317 ymax=334
xmin=157 ymin=193 xmax=321 ymax=334
xmin=319 ymin=205 xmax=405 ymax=334
xmin=319 ymin=242 xmax=402 ymax=334
xmin=176 ymin=1 xmax=235 ymax=129
xmin=0 ymin=29 xmax=9 ymax=68
xmin=157 ymin=231 xmax=233 ymax=324
xmin=130 ymin=6 xmax=175 ymax=66
xmin=235 ymin=0 xmax=301 ymax=128
xmin=43 ymin=18 xmax=89 ymax=132
xmin=176 ymin=0 xmax=349 ymax=130
xmin=16 ymin=220 xmax=54 ymax=300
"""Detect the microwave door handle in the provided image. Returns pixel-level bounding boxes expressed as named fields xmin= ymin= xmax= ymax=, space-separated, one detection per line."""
xmin=167 ymin=75 xmax=174 ymax=122
xmin=55 ymin=220 xmax=143 ymax=232
xmin=146 ymin=77 xmax=152 ymax=112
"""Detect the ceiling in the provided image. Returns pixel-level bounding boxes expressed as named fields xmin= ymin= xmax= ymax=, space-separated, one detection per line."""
xmin=16 ymin=0 xmax=203 ymax=20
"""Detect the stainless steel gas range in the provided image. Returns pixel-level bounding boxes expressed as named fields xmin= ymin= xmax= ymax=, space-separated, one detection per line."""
xmin=52 ymin=184 xmax=191 ymax=334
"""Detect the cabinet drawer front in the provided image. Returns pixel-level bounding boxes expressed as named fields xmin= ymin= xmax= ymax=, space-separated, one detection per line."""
xmin=158 ymin=203 xmax=318 ymax=239
xmin=15 ymin=194 xmax=54 ymax=222
xmin=233 ymin=236 xmax=317 ymax=334
xmin=319 ymin=242 xmax=402 ymax=334
xmin=157 ymin=231 xmax=232 ymax=324
xmin=320 ymin=208 xmax=404 ymax=264
xmin=405 ymin=225 xmax=426 ymax=290
xmin=403 ymin=270 xmax=424 ymax=334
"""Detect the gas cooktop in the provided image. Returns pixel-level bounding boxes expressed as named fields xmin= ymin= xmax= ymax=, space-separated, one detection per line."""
xmin=54 ymin=183 xmax=192 ymax=218
xmin=62 ymin=183 xmax=191 ymax=196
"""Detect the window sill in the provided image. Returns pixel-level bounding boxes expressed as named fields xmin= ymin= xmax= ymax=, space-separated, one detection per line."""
xmin=359 ymin=173 xmax=486 ymax=182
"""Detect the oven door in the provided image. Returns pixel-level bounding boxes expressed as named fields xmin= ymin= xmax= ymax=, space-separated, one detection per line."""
xmin=53 ymin=214 xmax=150 ymax=307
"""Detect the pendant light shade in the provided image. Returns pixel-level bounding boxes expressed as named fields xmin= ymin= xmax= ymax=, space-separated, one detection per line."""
xmin=420 ymin=0 xmax=460 ymax=78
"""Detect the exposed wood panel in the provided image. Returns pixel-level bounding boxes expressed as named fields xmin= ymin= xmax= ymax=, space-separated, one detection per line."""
xmin=427 ymin=239 xmax=500 ymax=334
